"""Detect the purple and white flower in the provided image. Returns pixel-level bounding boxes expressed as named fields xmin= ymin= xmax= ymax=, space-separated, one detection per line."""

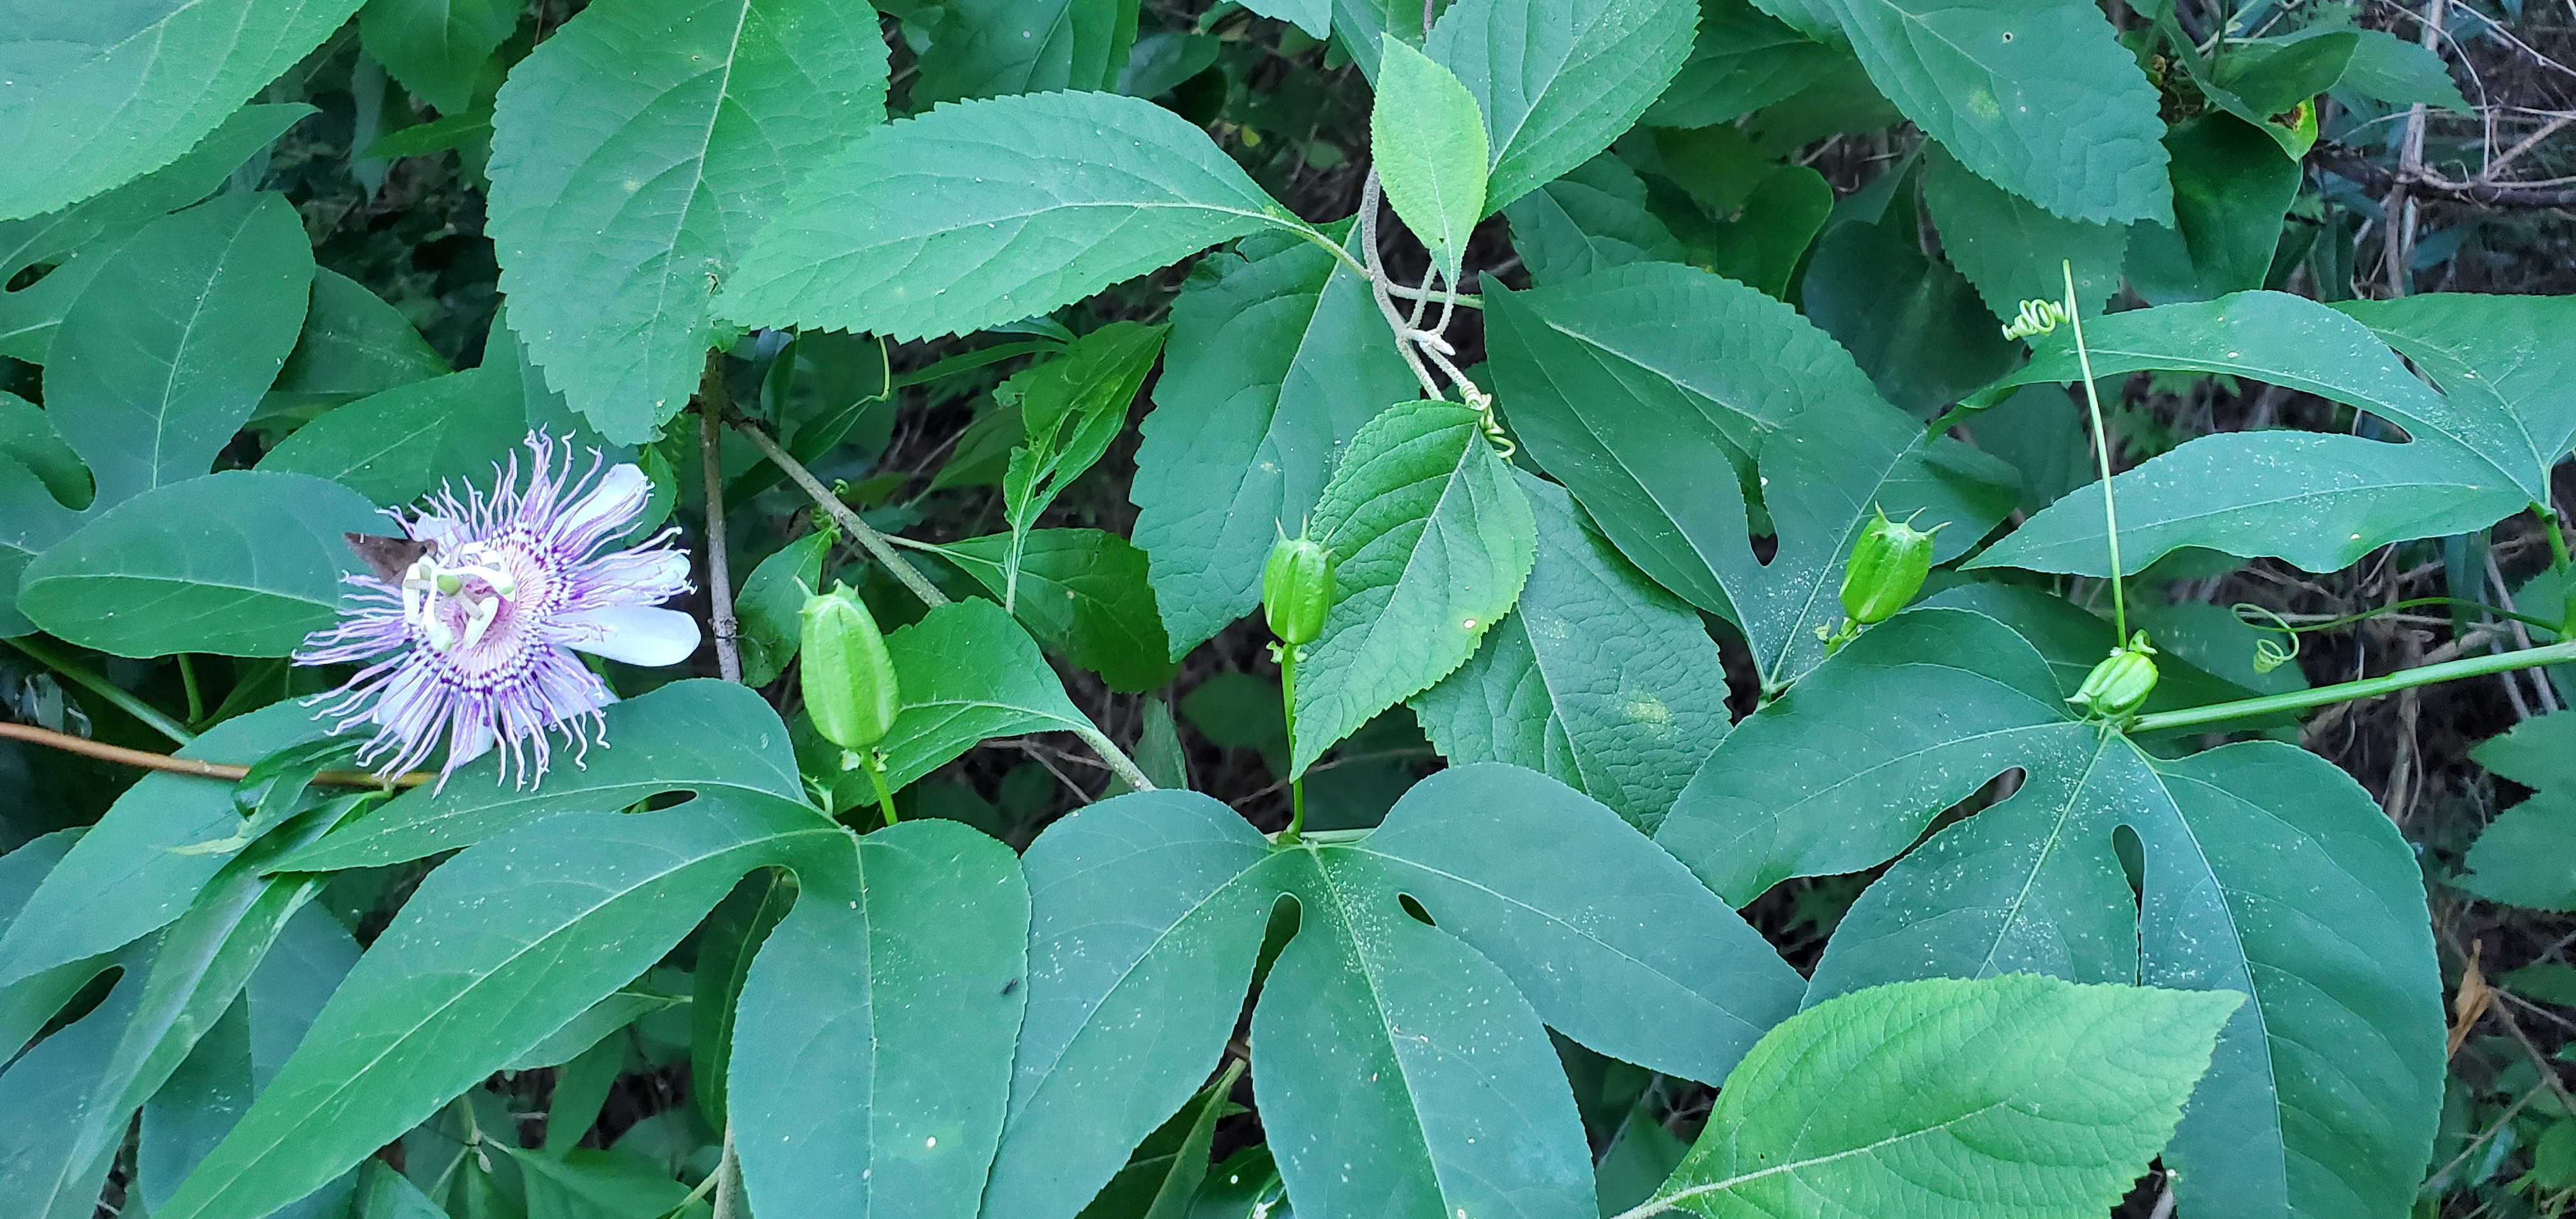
xmin=296 ymin=431 xmax=700 ymax=786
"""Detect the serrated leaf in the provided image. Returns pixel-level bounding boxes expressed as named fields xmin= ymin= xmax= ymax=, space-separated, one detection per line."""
xmin=151 ymin=792 xmax=844 ymax=1219
xmin=732 ymin=819 xmax=1029 ymax=1217
xmin=916 ymin=0 xmax=1141 ymax=102
xmin=1658 ymin=604 xmax=2445 ymax=1219
xmin=691 ymin=870 xmax=795 ymax=1127
xmin=0 ymin=702 xmax=334 ymax=991
xmin=2336 ymin=27 xmax=2469 ymax=112
xmin=946 ymin=530 xmax=1179 ymax=693
xmin=2460 ymin=711 xmax=2576 ymax=908
xmin=1291 ymin=402 xmax=1535 ymax=776
xmin=1412 ymin=472 xmax=1731 ymax=828
xmin=19 ymin=471 xmax=383 ymax=658
xmin=876 ymin=598 xmax=1108 ymax=790
xmin=262 ymin=268 xmax=452 ymax=413
xmin=1645 ymin=976 xmax=2235 ymax=1218
xmin=256 ymin=364 xmax=526 ymax=506
xmin=357 ymin=0 xmax=519 ymax=114
xmin=0 ymin=0 xmax=361 ymax=220
xmin=1970 ymin=291 xmax=2535 ymax=577
xmin=1759 ymin=0 xmax=2170 ymax=224
xmin=999 ymin=322 xmax=1169 ymax=601
xmin=1500 ymin=153 xmax=1685 ymax=284
xmin=1798 ymin=215 xmax=2018 ymax=417
xmin=1131 ymin=226 xmax=1416 ymax=656
xmin=1423 ymin=0 xmax=1698 ymax=213
xmin=1371 ymin=38 xmax=1489 ymax=279
xmin=278 ymin=679 xmax=807 ymax=871
xmin=1920 ymin=141 xmax=2126 ymax=321
xmin=42 ymin=192 xmax=312 ymax=509
xmin=719 ymin=91 xmax=1304 ymax=341
xmin=1482 ymin=261 xmax=2016 ymax=687
xmin=1645 ymin=0 xmax=1846 ymax=127
xmin=487 ymin=0 xmax=890 ymax=441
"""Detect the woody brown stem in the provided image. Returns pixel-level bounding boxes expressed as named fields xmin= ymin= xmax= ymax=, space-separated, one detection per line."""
xmin=0 ymin=721 xmax=429 ymax=788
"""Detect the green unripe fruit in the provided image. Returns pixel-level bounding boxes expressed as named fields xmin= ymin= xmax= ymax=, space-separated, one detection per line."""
xmin=1839 ymin=507 xmax=1945 ymax=626
xmin=1262 ymin=532 xmax=1335 ymax=647
xmin=800 ymin=583 xmax=901 ymax=751
xmin=2069 ymin=631 xmax=2159 ymax=718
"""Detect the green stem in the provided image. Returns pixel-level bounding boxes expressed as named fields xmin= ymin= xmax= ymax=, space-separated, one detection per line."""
xmin=1291 ymin=220 xmax=1374 ymax=280
xmin=2269 ymin=595 xmax=2563 ymax=637
xmin=2543 ymin=508 xmax=2572 ymax=637
xmin=178 ymin=653 xmax=204 ymax=726
xmin=2063 ymin=261 xmax=2127 ymax=640
xmin=4 ymin=636 xmax=193 ymax=746
xmin=2128 ymin=640 xmax=2576 ymax=734
xmin=1280 ymin=646 xmax=1305 ymax=843
xmin=1071 ymin=722 xmax=1157 ymax=794
xmin=862 ymin=750 xmax=900 ymax=825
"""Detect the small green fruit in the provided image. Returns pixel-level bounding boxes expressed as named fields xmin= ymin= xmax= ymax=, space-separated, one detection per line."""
xmin=800 ymin=583 xmax=901 ymax=751
xmin=1262 ymin=531 xmax=1335 ymax=647
xmin=1839 ymin=507 xmax=1944 ymax=626
xmin=2069 ymin=631 xmax=2159 ymax=718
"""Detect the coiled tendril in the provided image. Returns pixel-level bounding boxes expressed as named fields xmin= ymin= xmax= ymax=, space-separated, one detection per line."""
xmin=2002 ymin=298 xmax=2071 ymax=342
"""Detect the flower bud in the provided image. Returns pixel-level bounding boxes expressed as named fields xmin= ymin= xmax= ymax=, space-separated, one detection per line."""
xmin=800 ymin=583 xmax=900 ymax=751
xmin=1262 ymin=532 xmax=1335 ymax=647
xmin=2069 ymin=631 xmax=2159 ymax=718
xmin=1839 ymin=508 xmax=1944 ymax=626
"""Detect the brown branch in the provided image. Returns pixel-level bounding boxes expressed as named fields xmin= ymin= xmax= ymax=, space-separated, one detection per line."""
xmin=2314 ymin=147 xmax=2576 ymax=208
xmin=697 ymin=360 xmax=743 ymax=684
xmin=0 ymin=721 xmax=428 ymax=788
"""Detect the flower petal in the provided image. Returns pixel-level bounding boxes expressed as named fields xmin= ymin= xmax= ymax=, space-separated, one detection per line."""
xmin=554 ymin=463 xmax=650 ymax=550
xmin=558 ymin=605 xmax=702 ymax=667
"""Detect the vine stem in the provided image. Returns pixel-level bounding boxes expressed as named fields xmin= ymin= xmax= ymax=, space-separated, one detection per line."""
xmin=728 ymin=413 xmax=949 ymax=610
xmin=2063 ymin=260 xmax=2127 ymax=640
xmin=0 ymin=722 xmax=429 ymax=788
xmin=728 ymin=411 xmax=1154 ymax=793
xmin=1280 ymin=645 xmax=1305 ymax=842
xmin=1357 ymin=169 xmax=1447 ymax=401
xmin=711 ymin=1124 xmax=746 ymax=1219
xmin=2128 ymin=639 xmax=2576 ymax=734
xmin=4 ymin=634 xmax=194 ymax=746
xmin=698 ymin=390 xmax=743 ymax=684
xmin=862 ymin=751 xmax=901 ymax=824
xmin=2543 ymin=509 xmax=2573 ymax=638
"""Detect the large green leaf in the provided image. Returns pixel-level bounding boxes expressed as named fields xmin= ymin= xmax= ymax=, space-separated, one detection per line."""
xmin=731 ymin=819 xmax=1029 ymax=1217
xmin=261 ymin=268 xmax=451 ymax=414
xmin=946 ymin=530 xmax=1179 ymax=693
xmin=0 ymin=701 xmax=334 ymax=991
xmin=0 ymin=452 xmax=82 ymax=637
xmin=0 ymin=0 xmax=362 ymax=220
xmin=915 ymin=0 xmax=1139 ymax=102
xmin=487 ymin=0 xmax=889 ymax=442
xmin=1291 ymin=402 xmax=1535 ymax=775
xmin=42 ymin=192 xmax=312 ymax=508
xmin=1500 ymin=153 xmax=1685 ymax=284
xmin=1423 ymin=0 xmax=1698 ymax=213
xmin=985 ymin=765 xmax=1797 ymax=1219
xmin=1646 ymin=0 xmax=1845 ymax=127
xmin=1920 ymin=141 xmax=2126 ymax=321
xmin=1642 ymin=976 xmax=2234 ymax=1218
xmin=1970 ymin=291 xmax=2535 ymax=577
xmin=0 ymin=102 xmax=312 ymax=365
xmin=1413 ymin=472 xmax=1731 ymax=828
xmin=1371 ymin=38 xmax=1489 ymax=280
xmin=279 ymin=678 xmax=806 ymax=871
xmin=357 ymin=0 xmax=518 ymax=113
xmin=151 ymin=792 xmax=844 ymax=1219
xmin=1756 ymin=0 xmax=2168 ymax=224
xmin=0 ymin=936 xmax=155 ymax=1219
xmin=1482 ymin=261 xmax=2015 ymax=687
xmin=256 ymin=364 xmax=526 ymax=507
xmin=876 ymin=598 xmax=1107 ymax=790
xmin=979 ymin=790 xmax=1284 ymax=1219
xmin=718 ymin=91 xmax=1304 ymax=341
xmin=690 ymin=870 xmax=795 ymax=1128
xmin=2459 ymin=710 xmax=2576 ymax=908
xmin=0 ymin=832 xmax=98 ymax=1054
xmin=1131 ymin=226 xmax=1416 ymax=656
xmin=17 ymin=471 xmax=382 ymax=657
xmin=2126 ymin=114 xmax=2302 ymax=305
xmin=134 ymin=905 xmax=360 ymax=1216
xmin=2333 ymin=292 xmax=2576 ymax=475
xmin=1798 ymin=215 xmax=2018 ymax=417
xmin=1657 ymin=604 xmax=2445 ymax=1219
